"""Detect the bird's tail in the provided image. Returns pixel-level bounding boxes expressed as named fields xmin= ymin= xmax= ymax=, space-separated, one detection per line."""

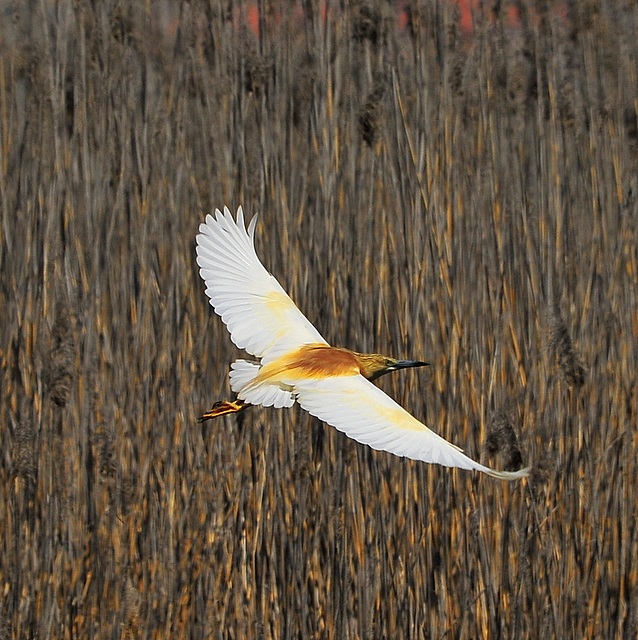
xmin=229 ymin=359 xmax=262 ymax=392
xmin=231 ymin=359 xmax=296 ymax=409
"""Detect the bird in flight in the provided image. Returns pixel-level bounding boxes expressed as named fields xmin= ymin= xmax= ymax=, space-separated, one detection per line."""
xmin=195 ymin=206 xmax=529 ymax=480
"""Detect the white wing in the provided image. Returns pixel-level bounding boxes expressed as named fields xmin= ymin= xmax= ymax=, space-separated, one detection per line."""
xmin=196 ymin=206 xmax=328 ymax=362
xmin=294 ymin=375 xmax=529 ymax=480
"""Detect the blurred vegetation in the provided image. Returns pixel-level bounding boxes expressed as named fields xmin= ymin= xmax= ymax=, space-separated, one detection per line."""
xmin=0 ymin=0 xmax=637 ymax=637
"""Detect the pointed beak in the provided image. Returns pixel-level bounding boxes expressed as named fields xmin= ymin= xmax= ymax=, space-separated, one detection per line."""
xmin=369 ymin=358 xmax=429 ymax=381
xmin=391 ymin=359 xmax=429 ymax=371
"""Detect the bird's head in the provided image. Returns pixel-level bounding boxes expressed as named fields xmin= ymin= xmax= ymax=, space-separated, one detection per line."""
xmin=354 ymin=352 xmax=429 ymax=381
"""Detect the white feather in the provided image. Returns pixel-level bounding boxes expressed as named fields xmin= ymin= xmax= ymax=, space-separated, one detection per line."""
xmin=292 ymin=375 xmax=529 ymax=480
xmin=230 ymin=359 xmax=295 ymax=409
xmin=195 ymin=206 xmax=328 ymax=362
xmin=228 ymin=359 xmax=261 ymax=392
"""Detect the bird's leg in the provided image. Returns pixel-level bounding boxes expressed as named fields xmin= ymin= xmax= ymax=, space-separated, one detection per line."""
xmin=198 ymin=399 xmax=250 ymax=422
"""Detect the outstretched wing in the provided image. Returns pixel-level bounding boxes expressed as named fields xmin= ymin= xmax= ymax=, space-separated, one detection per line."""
xmin=196 ymin=206 xmax=328 ymax=362
xmin=293 ymin=375 xmax=529 ymax=480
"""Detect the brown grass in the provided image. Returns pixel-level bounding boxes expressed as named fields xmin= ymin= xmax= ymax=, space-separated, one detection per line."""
xmin=1 ymin=1 xmax=637 ymax=637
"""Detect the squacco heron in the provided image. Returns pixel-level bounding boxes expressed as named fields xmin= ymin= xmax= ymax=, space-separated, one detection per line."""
xmin=196 ymin=207 xmax=529 ymax=480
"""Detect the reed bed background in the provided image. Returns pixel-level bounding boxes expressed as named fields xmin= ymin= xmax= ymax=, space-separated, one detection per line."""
xmin=1 ymin=1 xmax=637 ymax=637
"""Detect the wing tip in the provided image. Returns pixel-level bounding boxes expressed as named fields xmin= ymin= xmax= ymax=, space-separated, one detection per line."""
xmin=482 ymin=465 xmax=531 ymax=481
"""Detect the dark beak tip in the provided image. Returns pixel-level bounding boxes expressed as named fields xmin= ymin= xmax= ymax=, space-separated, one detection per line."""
xmin=397 ymin=359 xmax=429 ymax=369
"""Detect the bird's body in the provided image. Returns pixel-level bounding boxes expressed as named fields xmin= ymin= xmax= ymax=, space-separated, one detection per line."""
xmin=196 ymin=206 xmax=529 ymax=480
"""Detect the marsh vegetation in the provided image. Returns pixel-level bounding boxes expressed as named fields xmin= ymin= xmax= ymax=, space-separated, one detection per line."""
xmin=1 ymin=1 xmax=636 ymax=637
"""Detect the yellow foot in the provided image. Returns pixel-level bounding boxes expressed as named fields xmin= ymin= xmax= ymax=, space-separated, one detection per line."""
xmin=198 ymin=400 xmax=249 ymax=422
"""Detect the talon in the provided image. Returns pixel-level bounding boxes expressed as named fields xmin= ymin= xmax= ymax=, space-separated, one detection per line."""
xmin=198 ymin=400 xmax=249 ymax=422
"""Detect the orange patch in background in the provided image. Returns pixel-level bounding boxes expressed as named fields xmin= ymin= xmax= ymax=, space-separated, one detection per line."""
xmin=455 ymin=0 xmax=568 ymax=33
xmin=234 ymin=1 xmax=568 ymax=40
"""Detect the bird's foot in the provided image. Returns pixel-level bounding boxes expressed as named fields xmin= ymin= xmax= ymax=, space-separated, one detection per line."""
xmin=198 ymin=399 xmax=249 ymax=422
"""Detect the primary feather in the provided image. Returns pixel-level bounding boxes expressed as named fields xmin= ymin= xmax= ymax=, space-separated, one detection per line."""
xmin=196 ymin=206 xmax=327 ymax=362
xmin=292 ymin=375 xmax=528 ymax=480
